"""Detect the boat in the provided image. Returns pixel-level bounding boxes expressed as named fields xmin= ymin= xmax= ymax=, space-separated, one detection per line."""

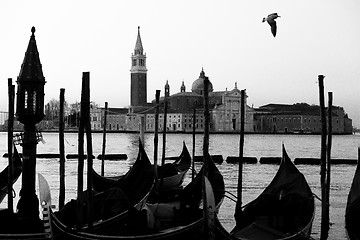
xmin=92 ymin=141 xmax=191 ymax=193
xmin=345 ymin=151 xmax=360 ymax=240
xmin=0 ymin=189 xmax=51 ymax=238
xmin=0 ymin=144 xmax=22 ymax=203
xmin=216 ymin=144 xmax=315 ymax=240
xmin=0 ymin=154 xmax=51 ymax=238
xmin=42 ymin=154 xmax=225 ymax=239
xmin=52 ymin=140 xmax=155 ymax=234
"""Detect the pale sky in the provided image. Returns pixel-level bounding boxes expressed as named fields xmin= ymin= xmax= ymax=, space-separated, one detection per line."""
xmin=1 ymin=1 xmax=360 ymax=127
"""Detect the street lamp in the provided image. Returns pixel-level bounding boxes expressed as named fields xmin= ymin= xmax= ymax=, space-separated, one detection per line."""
xmin=16 ymin=27 xmax=45 ymax=124
xmin=15 ymin=26 xmax=46 ymax=232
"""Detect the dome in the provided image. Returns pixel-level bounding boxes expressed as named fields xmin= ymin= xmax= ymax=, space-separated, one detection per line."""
xmin=191 ymin=69 xmax=213 ymax=94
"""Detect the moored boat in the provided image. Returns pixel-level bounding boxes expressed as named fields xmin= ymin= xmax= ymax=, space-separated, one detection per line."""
xmin=217 ymin=144 xmax=315 ymax=240
xmin=92 ymin=141 xmax=191 ymax=193
xmin=0 ymin=171 xmax=52 ymax=238
xmin=51 ymin=140 xmax=155 ymax=236
xmin=345 ymin=149 xmax=360 ymax=240
xmin=41 ymin=154 xmax=224 ymax=240
xmin=0 ymin=144 xmax=22 ymax=203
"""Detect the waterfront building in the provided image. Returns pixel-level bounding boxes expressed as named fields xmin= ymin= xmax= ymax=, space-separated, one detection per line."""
xmin=211 ymin=85 xmax=254 ymax=132
xmin=90 ymin=103 xmax=102 ymax=130
xmin=253 ymin=103 xmax=353 ymax=134
xmin=145 ymin=110 xmax=206 ymax=133
xmin=144 ymin=69 xmax=252 ymax=133
xmin=106 ymin=108 xmax=128 ymax=131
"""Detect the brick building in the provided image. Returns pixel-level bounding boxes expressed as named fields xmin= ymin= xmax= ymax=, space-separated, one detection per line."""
xmin=253 ymin=103 xmax=353 ymax=134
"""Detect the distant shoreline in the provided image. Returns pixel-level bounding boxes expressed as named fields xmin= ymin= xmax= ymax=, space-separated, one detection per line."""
xmin=0 ymin=129 xmax=355 ymax=135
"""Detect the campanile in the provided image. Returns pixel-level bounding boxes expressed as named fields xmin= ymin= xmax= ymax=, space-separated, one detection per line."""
xmin=130 ymin=26 xmax=147 ymax=106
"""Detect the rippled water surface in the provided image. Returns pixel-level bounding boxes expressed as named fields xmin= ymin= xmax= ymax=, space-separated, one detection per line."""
xmin=1 ymin=132 xmax=360 ymax=239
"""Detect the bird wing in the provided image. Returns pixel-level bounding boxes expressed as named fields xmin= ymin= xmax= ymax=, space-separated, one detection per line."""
xmin=267 ymin=13 xmax=279 ymax=22
xmin=268 ymin=13 xmax=278 ymax=17
xmin=270 ymin=21 xmax=277 ymax=37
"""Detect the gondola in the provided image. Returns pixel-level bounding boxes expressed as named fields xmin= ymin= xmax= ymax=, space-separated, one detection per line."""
xmin=345 ymin=151 xmax=360 ymax=240
xmin=0 ymin=144 xmax=22 ymax=203
xmin=52 ymin=140 xmax=155 ymax=235
xmin=0 ymin=147 xmax=50 ymax=239
xmin=41 ymin=154 xmax=225 ymax=240
xmin=216 ymin=144 xmax=315 ymax=240
xmin=92 ymin=141 xmax=191 ymax=193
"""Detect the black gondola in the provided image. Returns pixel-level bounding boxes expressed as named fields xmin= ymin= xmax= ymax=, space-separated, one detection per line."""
xmin=40 ymin=154 xmax=225 ymax=240
xmin=0 ymin=145 xmax=22 ymax=203
xmin=217 ymin=144 xmax=315 ymax=240
xmin=92 ymin=141 xmax=191 ymax=193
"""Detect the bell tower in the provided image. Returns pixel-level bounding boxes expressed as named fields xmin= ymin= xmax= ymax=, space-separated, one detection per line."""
xmin=130 ymin=26 xmax=147 ymax=106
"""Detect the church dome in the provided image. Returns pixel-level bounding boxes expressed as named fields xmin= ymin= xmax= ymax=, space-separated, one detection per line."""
xmin=191 ymin=69 xmax=213 ymax=95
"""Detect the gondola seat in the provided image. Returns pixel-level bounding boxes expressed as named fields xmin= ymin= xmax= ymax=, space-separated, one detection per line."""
xmin=55 ymin=188 xmax=131 ymax=227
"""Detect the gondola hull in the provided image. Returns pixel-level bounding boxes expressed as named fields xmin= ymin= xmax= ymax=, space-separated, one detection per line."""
xmin=52 ymin=141 xmax=155 ymax=235
xmin=92 ymin=142 xmax=191 ymax=193
xmin=216 ymin=145 xmax=315 ymax=240
xmin=0 ymin=145 xmax=22 ymax=203
xmin=50 ymin=210 xmax=206 ymax=240
xmin=345 ymin=155 xmax=360 ymax=240
xmin=44 ymin=154 xmax=224 ymax=240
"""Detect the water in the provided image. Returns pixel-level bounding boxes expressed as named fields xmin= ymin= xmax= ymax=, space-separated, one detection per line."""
xmin=1 ymin=131 xmax=359 ymax=239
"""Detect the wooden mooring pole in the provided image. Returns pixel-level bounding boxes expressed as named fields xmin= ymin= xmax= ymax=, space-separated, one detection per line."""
xmin=236 ymin=89 xmax=245 ymax=214
xmin=203 ymin=77 xmax=210 ymax=176
xmin=101 ymin=102 xmax=108 ymax=176
xmin=192 ymin=108 xmax=196 ymax=181
xmin=154 ymin=90 xmax=160 ymax=184
xmin=76 ymin=73 xmax=87 ymax=230
xmin=84 ymin=73 xmax=94 ymax=230
xmin=59 ymin=88 xmax=65 ymax=210
xmin=139 ymin=115 xmax=145 ymax=144
xmin=325 ymin=91 xmax=333 ymax=235
xmin=160 ymin=95 xmax=168 ymax=188
xmin=319 ymin=75 xmax=329 ymax=240
xmin=7 ymin=78 xmax=14 ymax=213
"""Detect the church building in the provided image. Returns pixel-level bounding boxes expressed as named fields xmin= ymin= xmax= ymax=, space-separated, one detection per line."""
xmin=144 ymin=69 xmax=254 ymax=133
xmin=98 ymin=26 xmax=255 ymax=133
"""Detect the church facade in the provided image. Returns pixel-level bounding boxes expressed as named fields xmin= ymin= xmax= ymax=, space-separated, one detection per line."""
xmin=143 ymin=69 xmax=254 ymax=133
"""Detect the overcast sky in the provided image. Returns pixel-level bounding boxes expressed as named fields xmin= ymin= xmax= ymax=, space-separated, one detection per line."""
xmin=1 ymin=1 xmax=360 ymax=127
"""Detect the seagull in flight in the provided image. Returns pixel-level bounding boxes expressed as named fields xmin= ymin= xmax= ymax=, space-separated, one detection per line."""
xmin=262 ymin=13 xmax=281 ymax=37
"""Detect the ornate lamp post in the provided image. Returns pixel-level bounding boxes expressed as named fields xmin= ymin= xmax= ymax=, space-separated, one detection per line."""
xmin=15 ymin=26 xmax=46 ymax=231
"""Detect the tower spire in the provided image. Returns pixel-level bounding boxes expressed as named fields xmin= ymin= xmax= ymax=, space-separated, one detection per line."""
xmin=134 ymin=26 xmax=143 ymax=55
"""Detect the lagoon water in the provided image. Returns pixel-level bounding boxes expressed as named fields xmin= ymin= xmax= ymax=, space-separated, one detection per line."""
xmin=1 ymin=131 xmax=359 ymax=239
